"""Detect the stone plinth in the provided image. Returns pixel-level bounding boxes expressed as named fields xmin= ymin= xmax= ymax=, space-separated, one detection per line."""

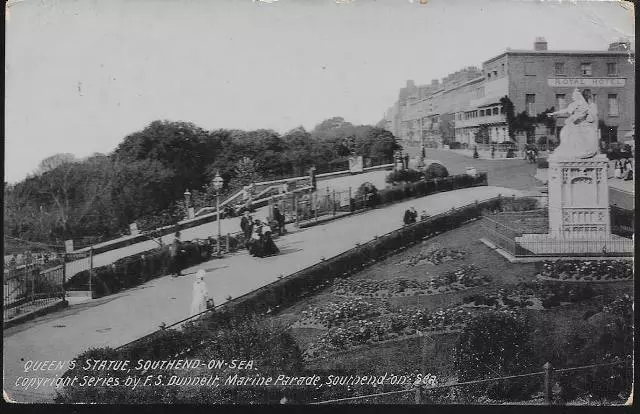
xmin=547 ymin=154 xmax=610 ymax=238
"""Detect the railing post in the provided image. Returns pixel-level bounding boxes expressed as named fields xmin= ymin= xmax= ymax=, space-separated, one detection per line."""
xmin=314 ymin=192 xmax=318 ymax=222
xmin=414 ymin=386 xmax=421 ymax=404
xmin=294 ymin=192 xmax=300 ymax=228
xmin=543 ymin=362 xmax=554 ymax=405
xmin=226 ymin=233 xmax=230 ymax=252
xmin=332 ymin=189 xmax=336 ymax=216
xmin=89 ymin=248 xmax=94 ymax=299
xmin=62 ymin=253 xmax=67 ymax=300
xmin=30 ymin=263 xmax=35 ymax=303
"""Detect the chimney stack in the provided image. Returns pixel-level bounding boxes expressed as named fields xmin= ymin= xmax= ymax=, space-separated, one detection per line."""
xmin=534 ymin=37 xmax=548 ymax=51
xmin=608 ymin=38 xmax=631 ymax=51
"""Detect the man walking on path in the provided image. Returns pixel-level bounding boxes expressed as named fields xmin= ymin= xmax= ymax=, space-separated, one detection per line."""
xmin=273 ymin=205 xmax=286 ymax=235
xmin=169 ymin=231 xmax=183 ymax=277
xmin=240 ymin=211 xmax=253 ymax=247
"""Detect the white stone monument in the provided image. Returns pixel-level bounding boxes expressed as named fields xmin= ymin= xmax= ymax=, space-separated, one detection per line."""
xmin=515 ymin=89 xmax=632 ymax=255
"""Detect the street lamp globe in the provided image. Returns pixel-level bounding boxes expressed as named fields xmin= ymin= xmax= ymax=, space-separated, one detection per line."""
xmin=184 ymin=189 xmax=191 ymax=198
xmin=213 ymin=172 xmax=224 ymax=191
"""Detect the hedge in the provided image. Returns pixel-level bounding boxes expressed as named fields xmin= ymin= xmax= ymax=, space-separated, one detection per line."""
xmin=64 ymin=239 xmax=216 ymax=298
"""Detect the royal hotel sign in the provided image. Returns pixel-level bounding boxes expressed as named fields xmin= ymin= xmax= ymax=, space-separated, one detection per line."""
xmin=548 ymin=78 xmax=626 ymax=87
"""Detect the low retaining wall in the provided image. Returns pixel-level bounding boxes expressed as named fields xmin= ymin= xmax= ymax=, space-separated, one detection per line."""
xmin=4 ymin=300 xmax=68 ymax=329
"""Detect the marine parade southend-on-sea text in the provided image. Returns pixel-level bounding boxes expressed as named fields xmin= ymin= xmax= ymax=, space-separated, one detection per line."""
xmin=15 ymin=359 xmax=437 ymax=391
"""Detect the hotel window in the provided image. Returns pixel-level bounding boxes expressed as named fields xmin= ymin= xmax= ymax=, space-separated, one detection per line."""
xmin=555 ymin=94 xmax=566 ymax=110
xmin=487 ymin=73 xmax=491 ymax=80
xmin=501 ymin=63 xmax=505 ymax=75
xmin=554 ymin=62 xmax=565 ymax=75
xmin=525 ymin=94 xmax=536 ymax=116
xmin=580 ymin=63 xmax=592 ymax=76
xmin=524 ymin=62 xmax=535 ymax=76
xmin=608 ymin=94 xmax=619 ymax=116
xmin=493 ymin=70 xmax=498 ymax=77
xmin=607 ymin=62 xmax=618 ymax=76
xmin=492 ymin=107 xmax=499 ymax=115
xmin=480 ymin=109 xmax=485 ymax=117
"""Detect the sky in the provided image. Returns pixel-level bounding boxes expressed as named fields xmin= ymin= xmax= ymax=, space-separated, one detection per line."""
xmin=4 ymin=0 xmax=635 ymax=183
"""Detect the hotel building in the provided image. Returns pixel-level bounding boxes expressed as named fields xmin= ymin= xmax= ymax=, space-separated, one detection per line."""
xmin=383 ymin=38 xmax=634 ymax=150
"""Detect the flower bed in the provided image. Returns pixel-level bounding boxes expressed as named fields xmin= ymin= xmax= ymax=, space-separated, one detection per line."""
xmin=296 ymin=298 xmax=382 ymax=329
xmin=402 ymin=244 xmax=467 ymax=266
xmin=461 ymin=281 xmax=600 ymax=311
xmin=330 ymin=267 xmax=489 ymax=299
xmin=303 ymin=305 xmax=473 ymax=359
xmin=538 ymin=260 xmax=633 ymax=282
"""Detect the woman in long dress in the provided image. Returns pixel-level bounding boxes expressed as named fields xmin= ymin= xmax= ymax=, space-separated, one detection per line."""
xmin=190 ymin=269 xmax=210 ymax=317
xmin=261 ymin=220 xmax=280 ymax=256
xmin=249 ymin=219 xmax=264 ymax=257
xmin=614 ymin=160 xmax=622 ymax=178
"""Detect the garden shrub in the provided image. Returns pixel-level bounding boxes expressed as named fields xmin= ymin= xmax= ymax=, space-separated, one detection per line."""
xmin=552 ymin=295 xmax=633 ymax=403
xmin=65 ymin=241 xmax=215 ymax=298
xmin=56 ymin=317 xmax=305 ymax=404
xmin=455 ymin=311 xmax=538 ymax=401
xmin=425 ymin=163 xmax=449 ymax=180
xmin=506 ymin=148 xmax=516 ymax=158
xmin=385 ymin=169 xmax=423 ymax=184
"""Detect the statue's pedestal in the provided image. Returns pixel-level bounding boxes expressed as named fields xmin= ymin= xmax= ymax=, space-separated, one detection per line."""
xmin=514 ymin=154 xmax=632 ymax=255
xmin=547 ymin=154 xmax=610 ymax=237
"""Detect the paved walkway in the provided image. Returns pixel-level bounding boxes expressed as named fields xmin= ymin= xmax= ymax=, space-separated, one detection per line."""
xmin=3 ymin=185 xmax=521 ymax=402
xmin=61 ymin=170 xmax=392 ymax=276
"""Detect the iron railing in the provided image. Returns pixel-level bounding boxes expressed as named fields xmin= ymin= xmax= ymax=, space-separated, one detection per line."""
xmin=3 ymin=263 xmax=66 ymax=322
xmin=311 ymin=359 xmax=632 ymax=405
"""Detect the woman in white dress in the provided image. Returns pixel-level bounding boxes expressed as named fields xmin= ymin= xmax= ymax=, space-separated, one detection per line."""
xmin=190 ymin=269 xmax=210 ymax=317
xmin=614 ymin=160 xmax=622 ymax=179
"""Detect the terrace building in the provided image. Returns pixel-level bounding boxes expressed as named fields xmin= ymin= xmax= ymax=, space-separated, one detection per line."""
xmin=383 ymin=38 xmax=635 ymax=150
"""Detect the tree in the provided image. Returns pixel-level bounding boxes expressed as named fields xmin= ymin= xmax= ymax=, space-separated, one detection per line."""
xmin=234 ymin=157 xmax=262 ymax=187
xmin=114 ymin=120 xmax=210 ymax=201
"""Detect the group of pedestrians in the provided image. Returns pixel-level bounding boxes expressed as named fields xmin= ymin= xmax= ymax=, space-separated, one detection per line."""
xmin=403 ymin=206 xmax=430 ymax=225
xmin=240 ymin=211 xmax=280 ymax=258
xmin=613 ymin=159 xmax=633 ymax=181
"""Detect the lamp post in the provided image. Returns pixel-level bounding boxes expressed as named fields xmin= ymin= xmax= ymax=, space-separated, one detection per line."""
xmin=183 ymin=189 xmax=191 ymax=219
xmin=212 ymin=172 xmax=224 ymax=257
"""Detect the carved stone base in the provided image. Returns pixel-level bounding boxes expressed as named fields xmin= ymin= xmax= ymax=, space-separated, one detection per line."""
xmin=547 ymin=154 xmax=610 ymax=238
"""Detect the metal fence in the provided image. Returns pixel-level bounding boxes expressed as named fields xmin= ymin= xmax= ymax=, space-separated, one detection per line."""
xmin=312 ymin=359 xmax=632 ymax=405
xmin=481 ymin=216 xmax=634 ymax=257
xmin=294 ymin=188 xmax=354 ymax=223
xmin=4 ymin=262 xmax=66 ymax=322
